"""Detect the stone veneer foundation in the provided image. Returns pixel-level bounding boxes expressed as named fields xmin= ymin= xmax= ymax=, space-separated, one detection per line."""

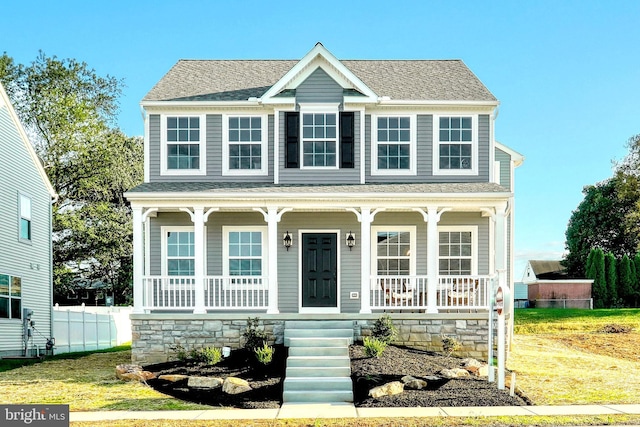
xmin=131 ymin=313 xmax=500 ymax=364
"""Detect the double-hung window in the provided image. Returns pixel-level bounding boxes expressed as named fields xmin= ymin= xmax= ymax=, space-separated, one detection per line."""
xmin=223 ymin=227 xmax=267 ymax=287
xmin=162 ymin=115 xmax=206 ymax=175
xmin=0 ymin=274 xmax=21 ymax=319
xmin=438 ymin=226 xmax=476 ymax=275
xmin=372 ymin=227 xmax=416 ymax=279
xmin=434 ymin=115 xmax=477 ymax=175
xmin=300 ymin=105 xmax=338 ymax=168
xmin=163 ymin=227 xmax=196 ymax=276
xmin=223 ymin=115 xmax=267 ymax=175
xmin=19 ymin=194 xmax=31 ymax=242
xmin=372 ymin=115 xmax=416 ymax=175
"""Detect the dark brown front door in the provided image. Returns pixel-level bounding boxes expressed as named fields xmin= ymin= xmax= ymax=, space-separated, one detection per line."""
xmin=301 ymin=233 xmax=337 ymax=308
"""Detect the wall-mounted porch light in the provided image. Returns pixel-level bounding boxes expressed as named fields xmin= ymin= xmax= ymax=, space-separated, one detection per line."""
xmin=346 ymin=231 xmax=356 ymax=251
xmin=283 ymin=231 xmax=293 ymax=251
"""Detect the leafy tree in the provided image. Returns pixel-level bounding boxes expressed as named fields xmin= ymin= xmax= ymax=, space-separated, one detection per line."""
xmin=604 ymin=253 xmax=617 ymax=308
xmin=586 ymin=249 xmax=606 ymax=308
xmin=634 ymin=254 xmax=640 ymax=307
xmin=564 ymin=176 xmax=640 ymax=278
xmin=618 ymin=254 xmax=635 ymax=307
xmin=0 ymin=52 xmax=142 ymax=304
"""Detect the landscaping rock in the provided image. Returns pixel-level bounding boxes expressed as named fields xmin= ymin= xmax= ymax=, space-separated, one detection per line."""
xmin=439 ymin=368 xmax=471 ymax=378
xmin=115 ymin=364 xmax=156 ymax=382
xmin=187 ymin=376 xmax=223 ymax=389
xmin=401 ymin=375 xmax=427 ymax=390
xmin=158 ymin=374 xmax=189 ymax=382
xmin=461 ymin=358 xmax=489 ymax=376
xmin=222 ymin=377 xmax=251 ymax=395
xmin=369 ymin=381 xmax=404 ymax=398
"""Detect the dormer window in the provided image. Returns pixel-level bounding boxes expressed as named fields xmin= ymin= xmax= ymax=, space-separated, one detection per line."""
xmin=433 ymin=115 xmax=477 ymax=175
xmin=161 ymin=114 xmax=206 ymax=175
xmin=223 ymin=115 xmax=268 ymax=175
xmin=298 ymin=103 xmax=339 ymax=169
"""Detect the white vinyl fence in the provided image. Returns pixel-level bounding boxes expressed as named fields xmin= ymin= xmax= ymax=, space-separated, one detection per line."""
xmin=52 ymin=304 xmax=132 ymax=354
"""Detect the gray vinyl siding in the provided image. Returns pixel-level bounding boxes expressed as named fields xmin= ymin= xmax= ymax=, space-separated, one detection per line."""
xmin=495 ymin=147 xmax=511 ymax=190
xmin=149 ymin=114 xmax=274 ymax=183
xmin=295 ymin=67 xmax=344 ymax=104
xmin=0 ymin=103 xmax=52 ymax=356
xmin=278 ymin=111 xmax=361 ymax=184
xmin=366 ymin=114 xmax=491 ymax=183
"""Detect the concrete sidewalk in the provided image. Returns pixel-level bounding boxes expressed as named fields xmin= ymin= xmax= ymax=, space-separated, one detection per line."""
xmin=70 ymin=403 xmax=640 ymax=422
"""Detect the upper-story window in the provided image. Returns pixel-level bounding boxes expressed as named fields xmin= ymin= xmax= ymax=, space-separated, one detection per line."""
xmin=434 ymin=115 xmax=477 ymax=175
xmin=161 ymin=115 xmax=206 ymax=175
xmin=372 ymin=115 xmax=416 ymax=175
xmin=223 ymin=115 xmax=268 ymax=175
xmin=302 ymin=113 xmax=337 ymax=168
xmin=19 ymin=194 xmax=31 ymax=242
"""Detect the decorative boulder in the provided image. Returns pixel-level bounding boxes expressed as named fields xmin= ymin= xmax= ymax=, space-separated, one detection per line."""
xmin=158 ymin=374 xmax=189 ymax=383
xmin=115 ymin=364 xmax=156 ymax=382
xmin=461 ymin=358 xmax=489 ymax=376
xmin=401 ymin=375 xmax=427 ymax=390
xmin=222 ymin=377 xmax=252 ymax=395
xmin=439 ymin=368 xmax=470 ymax=379
xmin=187 ymin=376 xmax=224 ymax=390
xmin=369 ymin=381 xmax=404 ymax=398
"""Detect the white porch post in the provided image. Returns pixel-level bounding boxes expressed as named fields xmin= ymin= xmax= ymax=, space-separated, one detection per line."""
xmin=426 ymin=207 xmax=440 ymax=314
xmin=193 ymin=207 xmax=206 ymax=314
xmin=494 ymin=203 xmax=508 ymax=273
xmin=359 ymin=207 xmax=372 ymax=314
xmin=266 ymin=207 xmax=280 ymax=314
xmin=132 ymin=207 xmax=144 ymax=314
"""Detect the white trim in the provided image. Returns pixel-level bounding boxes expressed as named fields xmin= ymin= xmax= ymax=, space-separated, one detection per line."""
xmin=370 ymin=226 xmax=417 ymax=284
xmin=436 ymin=225 xmax=478 ymax=275
xmin=357 ymin=108 xmax=366 ymax=184
xmin=160 ymin=226 xmax=207 ymax=276
xmin=160 ymin=113 xmax=207 ymax=176
xmin=221 ymin=114 xmax=268 ymax=176
xmin=143 ymin=109 xmax=150 ymax=183
xmin=495 ymin=141 xmax=525 ymax=167
xmin=274 ymin=109 xmax=280 ymax=184
xmin=371 ymin=113 xmax=417 ymax=176
xmin=222 ymin=226 xmax=269 ymax=289
xmin=432 ymin=114 xmax=478 ymax=176
xmin=299 ymin=104 xmax=340 ymax=170
xmin=298 ymin=229 xmax=341 ymax=314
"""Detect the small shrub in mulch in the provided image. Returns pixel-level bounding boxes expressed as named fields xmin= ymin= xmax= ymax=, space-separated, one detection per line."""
xmin=599 ymin=323 xmax=633 ymax=334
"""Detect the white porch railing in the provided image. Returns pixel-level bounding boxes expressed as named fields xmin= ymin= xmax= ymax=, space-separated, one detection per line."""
xmin=370 ymin=275 xmax=493 ymax=310
xmin=142 ymin=276 xmax=268 ymax=311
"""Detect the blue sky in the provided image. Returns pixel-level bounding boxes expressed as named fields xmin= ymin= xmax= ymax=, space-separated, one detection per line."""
xmin=5 ymin=0 xmax=640 ymax=278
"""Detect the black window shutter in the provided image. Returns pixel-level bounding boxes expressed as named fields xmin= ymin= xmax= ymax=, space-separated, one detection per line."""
xmin=285 ymin=112 xmax=299 ymax=168
xmin=340 ymin=112 xmax=355 ymax=168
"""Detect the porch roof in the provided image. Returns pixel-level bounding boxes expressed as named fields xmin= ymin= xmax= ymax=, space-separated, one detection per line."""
xmin=126 ymin=182 xmax=511 ymax=200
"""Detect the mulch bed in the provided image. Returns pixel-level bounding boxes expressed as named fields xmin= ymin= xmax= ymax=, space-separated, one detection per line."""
xmin=144 ymin=344 xmax=528 ymax=409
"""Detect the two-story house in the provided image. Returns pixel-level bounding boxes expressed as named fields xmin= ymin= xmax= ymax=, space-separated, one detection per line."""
xmin=126 ymin=43 xmax=523 ymax=365
xmin=0 ymin=82 xmax=57 ymax=357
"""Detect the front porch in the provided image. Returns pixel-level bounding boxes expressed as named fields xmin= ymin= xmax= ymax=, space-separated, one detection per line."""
xmin=139 ymin=274 xmax=496 ymax=312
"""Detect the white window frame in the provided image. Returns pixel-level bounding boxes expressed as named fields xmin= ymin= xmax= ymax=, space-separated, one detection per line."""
xmin=18 ymin=193 xmax=32 ymax=243
xmin=299 ymin=103 xmax=340 ymax=170
xmin=371 ymin=114 xmax=417 ymax=176
xmin=161 ymin=226 xmax=205 ymax=276
xmin=222 ymin=226 xmax=268 ymax=289
xmin=0 ymin=273 xmax=21 ymax=320
xmin=370 ymin=226 xmax=417 ymax=287
xmin=160 ymin=114 xmax=207 ymax=176
xmin=437 ymin=226 xmax=478 ymax=275
xmin=433 ymin=114 xmax=478 ymax=176
xmin=222 ymin=114 xmax=268 ymax=176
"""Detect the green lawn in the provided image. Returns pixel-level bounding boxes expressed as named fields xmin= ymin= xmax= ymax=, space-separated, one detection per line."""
xmin=514 ymin=308 xmax=640 ymax=334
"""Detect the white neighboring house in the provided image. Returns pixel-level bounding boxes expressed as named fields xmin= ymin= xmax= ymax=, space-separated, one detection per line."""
xmin=0 ymin=82 xmax=57 ymax=357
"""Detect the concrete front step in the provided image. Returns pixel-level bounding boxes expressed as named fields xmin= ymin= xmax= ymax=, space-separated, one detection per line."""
xmin=285 ymin=328 xmax=354 ymax=340
xmin=285 ymin=320 xmax=354 ymax=330
xmin=286 ymin=336 xmax=352 ymax=347
xmin=285 ymin=366 xmax=351 ymax=378
xmin=282 ymin=390 xmax=353 ymax=403
xmin=287 ymin=356 xmax=350 ymax=368
xmin=283 ymin=377 xmax=353 ymax=392
xmin=288 ymin=346 xmax=349 ymax=357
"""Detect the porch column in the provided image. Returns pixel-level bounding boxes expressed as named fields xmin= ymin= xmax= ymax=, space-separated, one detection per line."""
xmin=132 ymin=207 xmax=144 ymax=314
xmin=494 ymin=203 xmax=508 ymax=273
xmin=359 ymin=208 xmax=373 ymax=314
xmin=415 ymin=206 xmax=450 ymax=313
xmin=193 ymin=207 xmax=206 ymax=314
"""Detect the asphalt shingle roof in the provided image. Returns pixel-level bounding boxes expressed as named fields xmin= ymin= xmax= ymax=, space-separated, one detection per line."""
xmin=143 ymin=59 xmax=496 ymax=102
xmin=126 ymin=182 xmax=509 ymax=195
